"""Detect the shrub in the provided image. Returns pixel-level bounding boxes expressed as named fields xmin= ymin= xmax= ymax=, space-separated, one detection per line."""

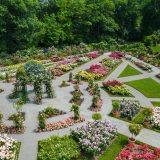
xmin=129 ymin=123 xmax=143 ymax=138
xmin=92 ymin=113 xmax=102 ymax=120
xmin=103 ymin=80 xmax=123 ymax=87
xmin=11 ymin=113 xmax=24 ymax=129
xmin=43 ymin=106 xmax=56 ymax=117
xmin=0 ymin=112 xmax=3 ymax=123
xmin=142 ymin=108 xmax=153 ymax=121
xmin=0 ymin=134 xmax=18 ymax=160
xmin=112 ymin=101 xmax=120 ymax=112
xmin=38 ymin=136 xmax=80 ymax=160
xmin=120 ymin=100 xmax=141 ymax=120
xmin=38 ymin=113 xmax=46 ymax=129
xmin=70 ymin=104 xmax=80 ymax=120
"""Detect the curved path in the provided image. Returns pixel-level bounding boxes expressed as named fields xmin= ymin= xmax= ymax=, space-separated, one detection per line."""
xmin=0 ymin=53 xmax=160 ymax=160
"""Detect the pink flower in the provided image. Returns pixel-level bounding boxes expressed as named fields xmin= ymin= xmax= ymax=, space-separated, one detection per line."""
xmin=109 ymin=53 xmax=122 ymax=59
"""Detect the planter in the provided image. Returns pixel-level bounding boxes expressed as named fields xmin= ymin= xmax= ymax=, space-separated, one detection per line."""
xmin=143 ymin=121 xmax=150 ymax=127
xmin=128 ymin=137 xmax=136 ymax=144
xmin=112 ymin=111 xmax=120 ymax=117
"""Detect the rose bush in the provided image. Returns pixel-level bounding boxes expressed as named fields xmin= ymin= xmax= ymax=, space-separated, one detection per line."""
xmin=151 ymin=107 xmax=160 ymax=129
xmin=103 ymin=80 xmax=131 ymax=96
xmin=0 ymin=134 xmax=18 ymax=160
xmin=116 ymin=143 xmax=160 ymax=160
xmin=71 ymin=121 xmax=117 ymax=155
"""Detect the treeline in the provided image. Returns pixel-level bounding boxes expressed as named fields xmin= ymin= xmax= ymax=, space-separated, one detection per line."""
xmin=0 ymin=0 xmax=160 ymax=54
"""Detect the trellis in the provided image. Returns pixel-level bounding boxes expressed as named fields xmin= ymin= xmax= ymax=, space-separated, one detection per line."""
xmin=13 ymin=60 xmax=54 ymax=104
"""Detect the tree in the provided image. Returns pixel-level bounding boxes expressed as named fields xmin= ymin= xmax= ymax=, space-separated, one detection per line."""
xmin=0 ymin=0 xmax=43 ymax=54
xmin=114 ymin=0 xmax=142 ymax=41
xmin=141 ymin=0 xmax=160 ymax=36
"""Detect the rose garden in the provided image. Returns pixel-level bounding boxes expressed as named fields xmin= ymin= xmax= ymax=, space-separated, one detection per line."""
xmin=0 ymin=51 xmax=160 ymax=160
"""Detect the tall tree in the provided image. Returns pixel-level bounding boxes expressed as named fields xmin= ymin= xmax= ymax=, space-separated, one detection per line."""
xmin=141 ymin=0 xmax=160 ymax=36
xmin=0 ymin=0 xmax=42 ymax=54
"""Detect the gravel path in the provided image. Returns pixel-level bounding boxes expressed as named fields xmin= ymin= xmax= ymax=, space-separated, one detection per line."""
xmin=0 ymin=53 xmax=160 ymax=160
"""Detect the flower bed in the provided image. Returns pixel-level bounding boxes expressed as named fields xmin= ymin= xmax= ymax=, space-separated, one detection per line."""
xmin=90 ymin=95 xmax=102 ymax=112
xmin=0 ymin=134 xmax=20 ymax=160
xmin=0 ymin=112 xmax=25 ymax=134
xmin=151 ymin=107 xmax=160 ymax=130
xmin=76 ymin=70 xmax=103 ymax=81
xmin=101 ymin=58 xmax=121 ymax=68
xmin=36 ymin=117 xmax=85 ymax=132
xmin=88 ymin=64 xmax=109 ymax=75
xmin=109 ymin=53 xmax=122 ymax=60
xmin=71 ymin=121 xmax=117 ymax=156
xmin=103 ymin=80 xmax=132 ymax=96
xmin=134 ymin=61 xmax=152 ymax=72
xmin=0 ymin=125 xmax=25 ymax=134
xmin=38 ymin=135 xmax=80 ymax=160
xmin=111 ymin=100 xmax=141 ymax=121
xmin=50 ymin=56 xmax=64 ymax=62
xmin=87 ymin=52 xmax=99 ymax=59
xmin=40 ymin=107 xmax=66 ymax=118
xmin=116 ymin=143 xmax=160 ymax=160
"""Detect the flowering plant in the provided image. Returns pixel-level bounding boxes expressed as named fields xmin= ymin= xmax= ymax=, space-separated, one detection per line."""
xmin=103 ymin=80 xmax=123 ymax=87
xmin=71 ymin=121 xmax=117 ymax=155
xmin=120 ymin=100 xmax=141 ymax=120
xmin=151 ymin=107 xmax=160 ymax=129
xmin=0 ymin=134 xmax=18 ymax=160
xmin=103 ymin=80 xmax=131 ymax=96
xmin=88 ymin=52 xmax=99 ymax=59
xmin=76 ymin=70 xmax=103 ymax=81
xmin=89 ymin=64 xmax=109 ymax=75
xmin=37 ymin=117 xmax=85 ymax=132
xmin=57 ymin=64 xmax=73 ymax=72
xmin=116 ymin=143 xmax=160 ymax=160
xmin=109 ymin=53 xmax=122 ymax=59
xmin=101 ymin=58 xmax=121 ymax=67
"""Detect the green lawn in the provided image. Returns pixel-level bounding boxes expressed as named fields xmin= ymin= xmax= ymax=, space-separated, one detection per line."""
xmin=125 ymin=78 xmax=160 ymax=98
xmin=99 ymin=134 xmax=128 ymax=160
xmin=118 ymin=64 xmax=142 ymax=78
xmin=151 ymin=101 xmax=160 ymax=107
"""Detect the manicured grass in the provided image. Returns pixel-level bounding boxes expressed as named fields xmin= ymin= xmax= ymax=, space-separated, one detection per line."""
xmin=15 ymin=142 xmax=21 ymax=160
xmin=99 ymin=134 xmax=128 ymax=160
xmin=151 ymin=101 xmax=160 ymax=107
xmin=125 ymin=78 xmax=160 ymax=98
xmin=118 ymin=64 xmax=142 ymax=78
xmin=132 ymin=111 xmax=145 ymax=124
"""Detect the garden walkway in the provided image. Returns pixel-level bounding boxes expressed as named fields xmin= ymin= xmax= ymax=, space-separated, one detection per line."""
xmin=0 ymin=53 xmax=160 ymax=160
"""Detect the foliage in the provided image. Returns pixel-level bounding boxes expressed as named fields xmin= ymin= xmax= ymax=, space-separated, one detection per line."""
xmin=11 ymin=113 xmax=24 ymax=129
xmin=38 ymin=135 xmax=80 ymax=160
xmin=142 ymin=108 xmax=153 ymax=121
xmin=0 ymin=0 xmax=160 ymax=56
xmin=0 ymin=112 xmax=3 ymax=123
xmin=38 ymin=113 xmax=46 ymax=129
xmin=92 ymin=113 xmax=102 ymax=120
xmin=129 ymin=123 xmax=143 ymax=138
xmin=70 ymin=104 xmax=80 ymax=120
